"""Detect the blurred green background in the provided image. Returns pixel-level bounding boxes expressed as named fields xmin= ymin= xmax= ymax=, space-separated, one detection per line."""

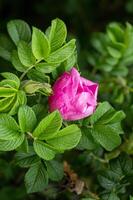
xmin=0 ymin=0 xmax=133 ymax=200
xmin=1 ymin=0 xmax=133 ymax=74
xmin=1 ymin=0 xmax=133 ymax=49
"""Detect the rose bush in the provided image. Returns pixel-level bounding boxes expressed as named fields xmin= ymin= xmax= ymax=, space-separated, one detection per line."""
xmin=0 ymin=17 xmax=132 ymax=200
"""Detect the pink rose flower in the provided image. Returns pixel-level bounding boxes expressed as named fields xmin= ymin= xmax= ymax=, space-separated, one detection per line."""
xmin=48 ymin=67 xmax=98 ymax=121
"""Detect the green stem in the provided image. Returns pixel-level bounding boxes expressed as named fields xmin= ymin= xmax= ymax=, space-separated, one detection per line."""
xmin=90 ymin=152 xmax=108 ymax=163
xmin=20 ymin=59 xmax=43 ymax=81
xmin=20 ymin=65 xmax=34 ymax=81
xmin=27 ymin=132 xmax=34 ymax=139
xmin=63 ymin=121 xmax=68 ymax=127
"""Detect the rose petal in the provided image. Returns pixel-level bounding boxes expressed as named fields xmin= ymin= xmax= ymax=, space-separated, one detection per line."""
xmin=48 ymin=67 xmax=99 ymax=121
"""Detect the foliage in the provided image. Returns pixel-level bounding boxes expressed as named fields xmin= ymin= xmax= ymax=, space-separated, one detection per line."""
xmin=0 ymin=11 xmax=132 ymax=200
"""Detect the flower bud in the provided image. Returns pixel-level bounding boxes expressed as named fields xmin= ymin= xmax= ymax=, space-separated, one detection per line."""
xmin=48 ymin=68 xmax=99 ymax=121
xmin=23 ymin=80 xmax=52 ymax=96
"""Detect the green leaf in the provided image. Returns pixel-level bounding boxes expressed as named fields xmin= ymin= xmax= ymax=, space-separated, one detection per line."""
xmin=0 ymin=96 xmax=16 ymax=113
xmin=46 ymin=39 xmax=76 ymax=64
xmin=0 ymin=114 xmax=20 ymax=140
xmin=25 ymin=162 xmax=48 ymax=193
xmin=98 ymin=170 xmax=119 ymax=190
xmin=33 ymin=110 xmax=62 ymax=140
xmin=108 ymin=122 xmax=124 ymax=135
xmin=15 ymin=149 xmax=40 ymax=168
xmin=0 ymin=133 xmax=24 ymax=151
xmin=47 ymin=125 xmax=81 ymax=151
xmin=62 ymin=50 xmax=77 ymax=71
xmin=89 ymin=102 xmax=125 ymax=151
xmin=32 ymin=104 xmax=47 ymax=121
xmin=27 ymin=68 xmax=50 ymax=83
xmin=110 ymin=153 xmax=133 ymax=176
xmin=35 ymin=62 xmax=57 ymax=73
xmin=106 ymin=57 xmax=118 ymax=66
xmin=49 ymin=18 xmax=67 ymax=52
xmin=18 ymin=105 xmax=37 ymax=133
xmin=0 ymin=87 xmax=17 ymax=97
xmin=101 ymin=192 xmax=120 ymax=200
xmin=7 ymin=19 xmax=31 ymax=45
xmin=45 ymin=26 xmax=51 ymax=37
xmin=9 ymin=90 xmax=27 ymax=115
xmin=18 ymin=41 xmax=36 ymax=67
xmin=17 ymin=90 xmax=27 ymax=105
xmin=32 ymin=27 xmax=50 ymax=60
xmin=17 ymin=136 xmax=29 ymax=153
xmin=107 ymin=192 xmax=120 ymax=200
xmin=45 ymin=160 xmax=63 ymax=181
xmin=107 ymin=23 xmax=124 ymax=43
xmin=0 ymin=80 xmax=18 ymax=90
xmin=1 ymin=72 xmax=20 ymax=89
xmin=98 ymin=110 xmax=126 ymax=125
xmin=89 ymin=102 xmax=112 ymax=125
xmin=0 ymin=34 xmax=15 ymax=61
xmin=77 ymin=128 xmax=99 ymax=150
xmin=112 ymin=65 xmax=128 ymax=77
xmin=51 ymin=51 xmax=77 ymax=78
xmin=91 ymin=32 xmax=107 ymax=53
xmin=33 ymin=140 xmax=55 ymax=160
xmin=92 ymin=124 xmax=121 ymax=151
xmin=11 ymin=50 xmax=27 ymax=72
